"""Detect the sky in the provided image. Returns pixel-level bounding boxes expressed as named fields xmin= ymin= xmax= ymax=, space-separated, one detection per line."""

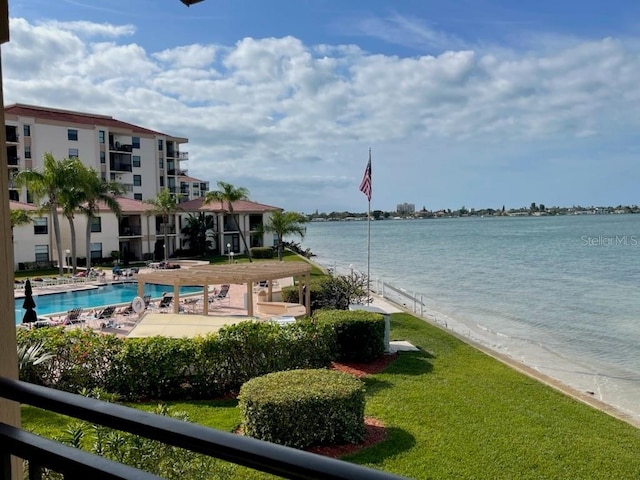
xmin=3 ymin=0 xmax=640 ymax=213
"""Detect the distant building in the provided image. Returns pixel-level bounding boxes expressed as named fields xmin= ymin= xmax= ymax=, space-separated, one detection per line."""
xmin=396 ymin=203 xmax=415 ymax=215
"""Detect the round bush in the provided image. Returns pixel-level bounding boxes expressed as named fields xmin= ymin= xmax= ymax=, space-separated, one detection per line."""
xmin=238 ymin=369 xmax=365 ymax=449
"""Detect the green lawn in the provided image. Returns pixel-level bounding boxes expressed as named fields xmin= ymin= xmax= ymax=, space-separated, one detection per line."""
xmin=22 ymin=312 xmax=640 ymax=479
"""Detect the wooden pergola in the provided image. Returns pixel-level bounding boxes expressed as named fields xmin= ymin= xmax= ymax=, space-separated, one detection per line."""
xmin=137 ymin=261 xmax=312 ymax=316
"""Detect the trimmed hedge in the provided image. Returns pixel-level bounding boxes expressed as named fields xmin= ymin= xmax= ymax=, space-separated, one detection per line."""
xmin=314 ymin=310 xmax=385 ymax=362
xmin=17 ymin=320 xmax=336 ymax=400
xmin=238 ymin=369 xmax=365 ymax=449
xmin=250 ymin=247 xmax=274 ymax=259
xmin=281 ymin=279 xmax=324 ymax=310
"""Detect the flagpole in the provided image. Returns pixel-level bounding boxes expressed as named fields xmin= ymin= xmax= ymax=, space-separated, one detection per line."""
xmin=366 ymin=148 xmax=371 ymax=304
xmin=366 ymin=191 xmax=371 ymax=305
xmin=359 ymin=147 xmax=373 ymax=305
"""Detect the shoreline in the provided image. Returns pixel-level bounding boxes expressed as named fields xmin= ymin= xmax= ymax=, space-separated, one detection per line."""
xmin=305 ymin=255 xmax=640 ymax=429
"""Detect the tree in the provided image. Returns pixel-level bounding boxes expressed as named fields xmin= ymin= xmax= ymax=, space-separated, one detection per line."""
xmin=58 ymin=159 xmax=90 ymax=274
xmin=144 ymin=188 xmax=182 ymax=261
xmin=79 ymin=168 xmax=124 ymax=270
xmin=14 ymin=153 xmax=75 ymax=275
xmin=181 ymin=212 xmax=215 ymax=256
xmin=10 ymin=208 xmax=32 ymax=244
xmin=204 ymin=181 xmax=252 ymax=262
xmin=262 ymin=210 xmax=308 ymax=261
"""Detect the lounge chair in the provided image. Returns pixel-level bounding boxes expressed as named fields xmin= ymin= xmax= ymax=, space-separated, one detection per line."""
xmin=63 ymin=308 xmax=84 ymax=325
xmin=155 ymin=294 xmax=173 ymax=312
xmin=97 ymin=305 xmax=116 ymax=320
xmin=209 ymin=284 xmax=230 ymax=307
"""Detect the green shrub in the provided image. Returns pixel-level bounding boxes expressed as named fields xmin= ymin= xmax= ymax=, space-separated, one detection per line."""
xmin=16 ymin=320 xmax=336 ymax=400
xmin=313 ymin=310 xmax=385 ymax=362
xmin=281 ymin=279 xmax=324 ymax=310
xmin=238 ymin=369 xmax=365 ymax=449
xmin=250 ymin=247 xmax=274 ymax=259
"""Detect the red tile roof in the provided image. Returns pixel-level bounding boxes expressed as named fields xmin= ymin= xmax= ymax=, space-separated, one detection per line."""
xmin=5 ymin=104 xmax=174 ymax=137
xmin=179 ymin=197 xmax=281 ymax=213
xmin=9 ymin=200 xmax=38 ymax=211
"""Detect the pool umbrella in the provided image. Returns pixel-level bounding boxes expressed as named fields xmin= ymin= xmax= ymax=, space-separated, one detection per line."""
xmin=22 ymin=279 xmax=37 ymax=323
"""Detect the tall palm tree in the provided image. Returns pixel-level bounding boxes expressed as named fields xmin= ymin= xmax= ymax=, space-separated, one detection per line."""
xmin=204 ymin=181 xmax=252 ymax=262
xmin=10 ymin=208 xmax=32 ymax=244
xmin=181 ymin=212 xmax=215 ymax=256
xmin=14 ymin=153 xmax=74 ymax=275
xmin=58 ymin=159 xmax=89 ymax=274
xmin=144 ymin=188 xmax=182 ymax=261
xmin=262 ymin=210 xmax=308 ymax=260
xmin=80 ymin=168 xmax=124 ymax=271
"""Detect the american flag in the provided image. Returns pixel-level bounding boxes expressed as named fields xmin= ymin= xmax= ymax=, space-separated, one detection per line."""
xmin=359 ymin=149 xmax=372 ymax=201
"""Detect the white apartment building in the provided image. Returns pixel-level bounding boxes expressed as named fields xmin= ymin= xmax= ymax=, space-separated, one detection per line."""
xmin=6 ymin=105 xmax=279 ymax=269
xmin=5 ymin=103 xmax=199 ymax=202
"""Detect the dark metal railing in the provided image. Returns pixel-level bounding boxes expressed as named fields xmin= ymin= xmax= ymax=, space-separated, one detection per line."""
xmin=0 ymin=377 xmax=405 ymax=480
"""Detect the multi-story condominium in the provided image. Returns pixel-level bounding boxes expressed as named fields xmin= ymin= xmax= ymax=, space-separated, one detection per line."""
xmin=6 ymin=105 xmax=279 ymax=268
xmin=4 ymin=103 xmax=194 ymax=203
xmin=178 ymin=174 xmax=210 ymax=201
xmin=396 ymin=202 xmax=415 ymax=215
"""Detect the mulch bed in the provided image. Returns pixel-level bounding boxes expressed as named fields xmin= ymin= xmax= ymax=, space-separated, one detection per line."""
xmin=330 ymin=352 xmax=398 ymax=378
xmin=235 ymin=354 xmax=399 ymax=458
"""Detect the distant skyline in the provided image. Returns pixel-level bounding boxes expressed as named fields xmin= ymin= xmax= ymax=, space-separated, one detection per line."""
xmin=4 ymin=0 xmax=640 ymax=212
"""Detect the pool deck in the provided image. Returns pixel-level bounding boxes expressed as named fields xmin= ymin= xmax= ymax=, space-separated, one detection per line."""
xmin=16 ymin=266 xmax=306 ymax=337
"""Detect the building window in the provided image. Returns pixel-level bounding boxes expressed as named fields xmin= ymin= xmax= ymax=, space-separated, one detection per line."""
xmin=9 ymin=190 xmax=19 ymax=201
xmin=90 ymin=242 xmax=102 ymax=260
xmin=158 ymin=139 xmax=163 ymax=151
xmin=23 ymin=125 xmax=31 ymax=137
xmin=133 ymin=155 xmax=141 ymax=167
xmin=35 ymin=245 xmax=49 ymax=262
xmin=100 ymin=151 xmax=105 ymax=164
xmin=24 ymin=145 xmax=31 ymax=159
xmin=132 ymin=136 xmax=140 ymax=149
xmin=100 ymin=172 xmax=106 ymax=181
xmin=68 ymin=129 xmax=78 ymax=141
xmin=91 ymin=217 xmax=102 ymax=233
xmin=159 ymin=157 xmax=164 ymax=169
xmin=33 ymin=217 xmax=48 ymax=235
xmin=26 ymin=191 xmax=33 ymax=204
xmin=69 ymin=148 xmax=79 ymax=158
xmin=134 ymin=193 xmax=143 ymax=201
xmin=133 ymin=175 xmax=142 ymax=187
xmin=159 ymin=176 xmax=164 ymax=187
xmin=98 ymin=130 xmax=105 ymax=144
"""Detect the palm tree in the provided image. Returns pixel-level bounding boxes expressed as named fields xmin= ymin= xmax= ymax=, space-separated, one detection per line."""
xmin=58 ymin=159 xmax=89 ymax=274
xmin=181 ymin=212 xmax=215 ymax=256
xmin=262 ymin=210 xmax=308 ymax=260
xmin=79 ymin=168 xmax=124 ymax=271
xmin=14 ymin=153 xmax=75 ymax=275
xmin=144 ymin=188 xmax=182 ymax=261
xmin=204 ymin=181 xmax=252 ymax=262
xmin=10 ymin=208 xmax=32 ymax=244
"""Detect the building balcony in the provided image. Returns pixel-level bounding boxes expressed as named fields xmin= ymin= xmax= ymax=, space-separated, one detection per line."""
xmin=109 ymin=143 xmax=133 ymax=152
xmin=0 ymin=377 xmax=401 ymax=480
xmin=156 ymin=225 xmax=176 ymax=235
xmin=179 ymin=151 xmax=189 ymax=160
xmin=119 ymin=225 xmax=142 ymax=236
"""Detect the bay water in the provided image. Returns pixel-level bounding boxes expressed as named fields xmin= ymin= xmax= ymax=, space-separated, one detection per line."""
xmin=300 ymin=214 xmax=640 ymax=421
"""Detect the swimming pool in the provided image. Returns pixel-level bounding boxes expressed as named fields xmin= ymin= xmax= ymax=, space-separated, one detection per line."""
xmin=15 ymin=282 xmax=202 ymax=324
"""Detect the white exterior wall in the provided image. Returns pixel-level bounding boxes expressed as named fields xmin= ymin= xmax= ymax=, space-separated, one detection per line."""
xmin=138 ymin=136 xmax=159 ymax=199
xmin=12 ymin=219 xmax=48 ymax=269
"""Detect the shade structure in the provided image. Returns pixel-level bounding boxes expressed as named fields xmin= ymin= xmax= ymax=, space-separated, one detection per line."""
xmin=137 ymin=261 xmax=312 ymax=317
xmin=21 ymin=279 xmax=37 ymax=323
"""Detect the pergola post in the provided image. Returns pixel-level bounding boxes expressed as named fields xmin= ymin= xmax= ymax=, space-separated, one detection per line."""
xmin=246 ymin=282 xmax=254 ymax=317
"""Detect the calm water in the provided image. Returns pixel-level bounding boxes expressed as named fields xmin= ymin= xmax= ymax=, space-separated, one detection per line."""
xmin=15 ymin=282 xmax=202 ymax=323
xmin=301 ymin=215 xmax=640 ymax=420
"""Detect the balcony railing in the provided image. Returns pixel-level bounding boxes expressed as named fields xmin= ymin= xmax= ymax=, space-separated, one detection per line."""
xmin=119 ymin=225 xmax=142 ymax=236
xmin=0 ymin=377 xmax=403 ymax=480
xmin=178 ymin=152 xmax=189 ymax=160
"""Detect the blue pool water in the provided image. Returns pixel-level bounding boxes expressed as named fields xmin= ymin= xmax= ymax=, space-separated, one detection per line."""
xmin=15 ymin=282 xmax=202 ymax=324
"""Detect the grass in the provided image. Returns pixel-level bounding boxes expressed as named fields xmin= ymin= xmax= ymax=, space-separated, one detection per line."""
xmin=21 ymin=312 xmax=640 ymax=479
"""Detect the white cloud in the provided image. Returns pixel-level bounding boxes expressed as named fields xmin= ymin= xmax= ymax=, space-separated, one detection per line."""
xmin=4 ymin=17 xmax=640 ymax=211
xmin=38 ymin=19 xmax=136 ymax=38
